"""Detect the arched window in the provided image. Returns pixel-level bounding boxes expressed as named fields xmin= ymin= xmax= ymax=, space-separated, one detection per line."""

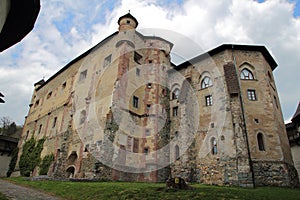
xmin=211 ymin=137 xmax=217 ymax=155
xmin=257 ymin=133 xmax=265 ymax=151
xmin=201 ymin=76 xmax=212 ymax=89
xmin=172 ymin=88 xmax=180 ymax=100
xmin=241 ymin=68 xmax=254 ymax=80
xmin=175 ymin=145 xmax=180 ymax=160
xmin=80 ymin=110 xmax=86 ymax=125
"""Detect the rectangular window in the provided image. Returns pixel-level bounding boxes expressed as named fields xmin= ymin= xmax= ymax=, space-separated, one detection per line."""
xmin=79 ymin=70 xmax=87 ymax=81
xmin=247 ymin=90 xmax=257 ymax=101
xmin=205 ymin=95 xmax=213 ymax=106
xmin=96 ymin=140 xmax=102 ymax=147
xmin=136 ymin=68 xmax=140 ymax=76
xmin=147 ymin=83 xmax=152 ymax=89
xmin=84 ymin=144 xmax=89 ymax=152
xmin=147 ymin=104 xmax=151 ymax=110
xmin=52 ymin=117 xmax=57 ymax=128
xmin=173 ymin=106 xmax=178 ymax=116
xmin=103 ymin=54 xmax=112 ymax=68
xmin=47 ymin=91 xmax=52 ymax=99
xmin=133 ymin=96 xmax=139 ymax=108
xmin=35 ymin=100 xmax=40 ymax=107
xmin=62 ymin=82 xmax=67 ymax=90
xmin=134 ymin=51 xmax=142 ymax=64
xmin=38 ymin=124 xmax=42 ymax=134
xmin=145 ymin=129 xmax=151 ymax=137
xmin=144 ymin=147 xmax=149 ymax=155
xmin=274 ymin=96 xmax=278 ymax=108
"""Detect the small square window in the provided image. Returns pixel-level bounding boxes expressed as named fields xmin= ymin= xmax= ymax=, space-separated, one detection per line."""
xmin=148 ymin=60 xmax=153 ymax=64
xmin=205 ymin=95 xmax=213 ymax=106
xmin=247 ymin=90 xmax=257 ymax=101
xmin=147 ymin=83 xmax=152 ymax=89
xmin=133 ymin=96 xmax=139 ymax=108
xmin=79 ymin=70 xmax=87 ymax=81
xmin=127 ymin=20 xmax=131 ymax=24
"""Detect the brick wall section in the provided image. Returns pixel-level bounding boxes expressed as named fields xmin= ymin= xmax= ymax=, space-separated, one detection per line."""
xmin=223 ymin=63 xmax=240 ymax=95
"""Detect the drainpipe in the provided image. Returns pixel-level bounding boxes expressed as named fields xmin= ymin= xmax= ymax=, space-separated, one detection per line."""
xmin=231 ymin=45 xmax=256 ymax=188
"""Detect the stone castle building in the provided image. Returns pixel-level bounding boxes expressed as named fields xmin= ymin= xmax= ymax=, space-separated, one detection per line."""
xmin=15 ymin=13 xmax=298 ymax=187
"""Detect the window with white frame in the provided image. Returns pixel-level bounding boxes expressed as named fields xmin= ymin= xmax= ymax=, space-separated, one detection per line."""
xmin=205 ymin=95 xmax=213 ymax=106
xmin=241 ymin=68 xmax=254 ymax=80
xmin=201 ymin=76 xmax=213 ymax=89
xmin=247 ymin=89 xmax=257 ymax=101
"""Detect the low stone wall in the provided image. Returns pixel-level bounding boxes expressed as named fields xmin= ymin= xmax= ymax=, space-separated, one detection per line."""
xmin=252 ymin=160 xmax=299 ymax=187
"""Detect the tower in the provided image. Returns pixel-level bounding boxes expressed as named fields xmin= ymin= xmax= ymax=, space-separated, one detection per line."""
xmin=118 ymin=13 xmax=138 ymax=32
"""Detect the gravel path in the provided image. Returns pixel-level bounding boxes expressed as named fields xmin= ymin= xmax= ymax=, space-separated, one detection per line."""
xmin=0 ymin=179 xmax=63 ymax=200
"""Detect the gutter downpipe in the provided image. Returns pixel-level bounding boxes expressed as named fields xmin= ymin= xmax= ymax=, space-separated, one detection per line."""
xmin=231 ymin=45 xmax=256 ymax=188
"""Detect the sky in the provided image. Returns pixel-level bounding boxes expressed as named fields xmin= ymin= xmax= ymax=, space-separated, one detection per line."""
xmin=0 ymin=0 xmax=299 ymax=126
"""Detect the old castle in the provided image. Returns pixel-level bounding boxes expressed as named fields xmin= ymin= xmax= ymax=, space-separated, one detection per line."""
xmin=15 ymin=13 xmax=298 ymax=187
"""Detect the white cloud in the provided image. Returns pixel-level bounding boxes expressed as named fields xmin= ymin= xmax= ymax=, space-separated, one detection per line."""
xmin=0 ymin=0 xmax=299 ymax=125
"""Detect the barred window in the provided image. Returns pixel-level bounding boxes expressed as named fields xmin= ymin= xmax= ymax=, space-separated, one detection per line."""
xmin=205 ymin=95 xmax=213 ymax=106
xmin=247 ymin=90 xmax=257 ymax=101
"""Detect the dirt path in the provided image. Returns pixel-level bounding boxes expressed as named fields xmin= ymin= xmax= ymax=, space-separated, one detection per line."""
xmin=0 ymin=179 xmax=63 ymax=200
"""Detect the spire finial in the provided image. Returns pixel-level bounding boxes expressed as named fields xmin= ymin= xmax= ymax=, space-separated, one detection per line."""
xmin=128 ymin=10 xmax=130 ymax=13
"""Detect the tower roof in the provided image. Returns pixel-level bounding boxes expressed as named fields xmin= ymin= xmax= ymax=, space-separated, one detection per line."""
xmin=292 ymin=101 xmax=300 ymax=122
xmin=118 ymin=12 xmax=138 ymax=27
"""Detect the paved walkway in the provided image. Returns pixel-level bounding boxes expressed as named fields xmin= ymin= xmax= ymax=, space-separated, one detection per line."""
xmin=0 ymin=179 xmax=63 ymax=200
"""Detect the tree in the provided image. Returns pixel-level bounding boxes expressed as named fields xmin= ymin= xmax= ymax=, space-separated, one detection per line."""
xmin=0 ymin=116 xmax=22 ymax=137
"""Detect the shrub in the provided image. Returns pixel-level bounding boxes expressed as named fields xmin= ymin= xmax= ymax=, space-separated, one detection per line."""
xmin=6 ymin=147 xmax=19 ymax=177
xmin=19 ymin=137 xmax=45 ymax=177
xmin=39 ymin=154 xmax=54 ymax=175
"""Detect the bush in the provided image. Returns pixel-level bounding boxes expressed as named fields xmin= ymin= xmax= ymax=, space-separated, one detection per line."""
xmin=6 ymin=147 xmax=19 ymax=177
xmin=19 ymin=137 xmax=45 ymax=177
xmin=39 ymin=154 xmax=54 ymax=175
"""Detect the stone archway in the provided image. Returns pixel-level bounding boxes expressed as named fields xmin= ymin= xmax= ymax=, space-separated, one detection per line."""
xmin=66 ymin=166 xmax=75 ymax=178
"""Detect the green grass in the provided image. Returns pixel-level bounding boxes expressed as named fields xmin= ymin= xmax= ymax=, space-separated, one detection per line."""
xmin=4 ymin=177 xmax=300 ymax=200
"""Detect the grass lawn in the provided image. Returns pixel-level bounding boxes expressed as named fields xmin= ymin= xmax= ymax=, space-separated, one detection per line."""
xmin=5 ymin=177 xmax=300 ymax=200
